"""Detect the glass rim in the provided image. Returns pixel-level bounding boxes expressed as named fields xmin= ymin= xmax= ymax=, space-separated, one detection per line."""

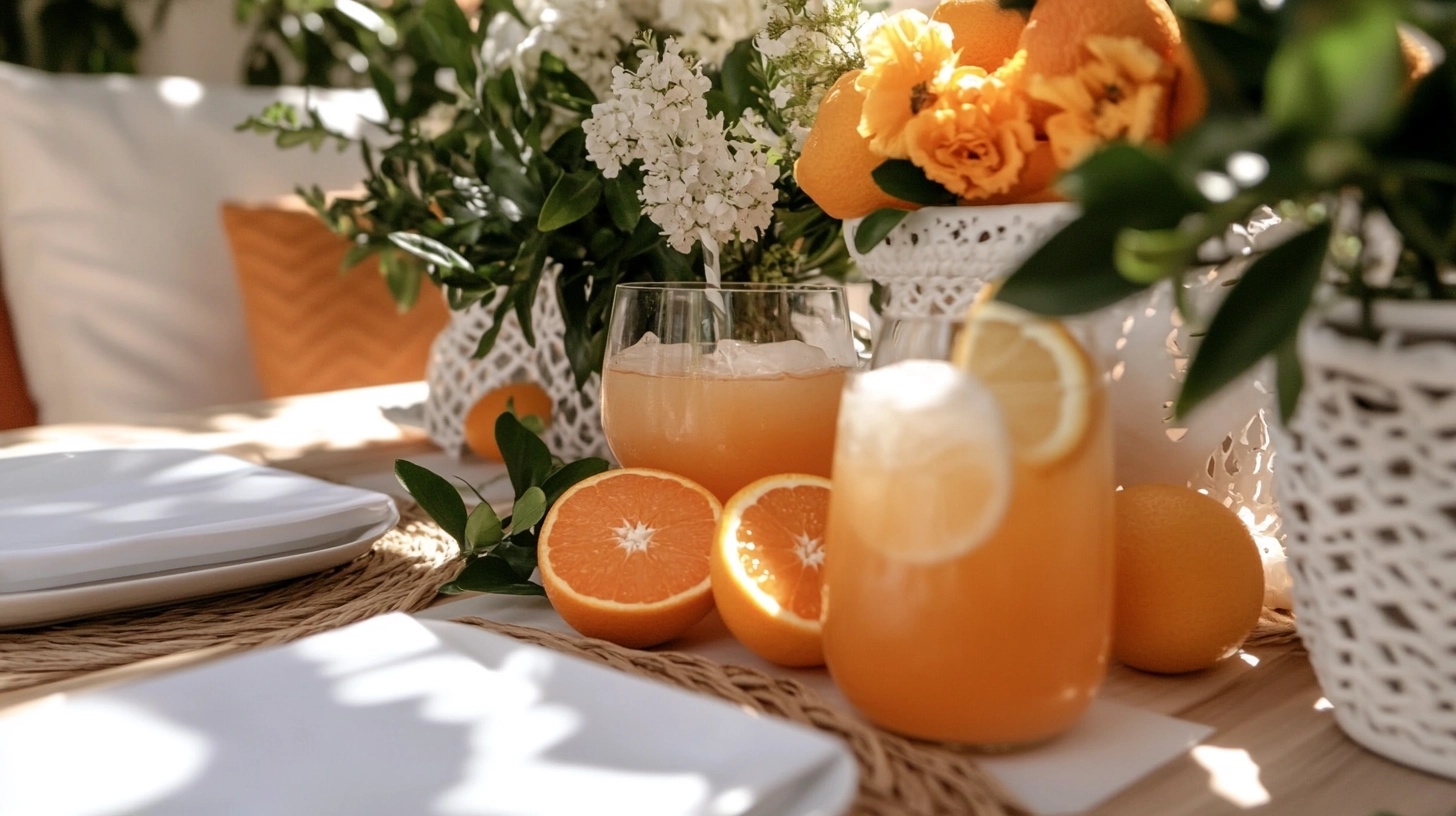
xmin=614 ymin=281 xmax=846 ymax=294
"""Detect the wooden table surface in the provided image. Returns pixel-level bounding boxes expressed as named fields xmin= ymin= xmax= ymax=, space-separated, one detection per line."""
xmin=3 ymin=383 xmax=1454 ymax=816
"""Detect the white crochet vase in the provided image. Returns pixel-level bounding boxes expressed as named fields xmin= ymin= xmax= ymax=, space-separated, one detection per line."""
xmin=424 ymin=268 xmax=610 ymax=461
xmin=844 ymin=203 xmax=1078 ymax=318
xmin=845 ymin=205 xmax=1282 ymax=572
xmin=1273 ymin=300 xmax=1456 ymax=779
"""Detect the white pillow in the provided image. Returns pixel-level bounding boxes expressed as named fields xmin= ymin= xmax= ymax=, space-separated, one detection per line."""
xmin=0 ymin=64 xmax=382 ymax=424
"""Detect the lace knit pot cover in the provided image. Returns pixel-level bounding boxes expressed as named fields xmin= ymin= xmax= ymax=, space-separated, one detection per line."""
xmin=1273 ymin=303 xmax=1456 ymax=780
xmin=845 ymin=205 xmax=1281 ymax=560
xmin=424 ymin=268 xmax=611 ymax=461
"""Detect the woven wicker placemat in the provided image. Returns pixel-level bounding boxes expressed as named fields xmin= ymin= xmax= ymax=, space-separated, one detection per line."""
xmin=451 ymin=615 xmax=1028 ymax=816
xmin=0 ymin=494 xmax=1302 ymax=814
xmin=445 ymin=610 xmax=1301 ymax=816
xmin=0 ymin=506 xmax=460 ymax=694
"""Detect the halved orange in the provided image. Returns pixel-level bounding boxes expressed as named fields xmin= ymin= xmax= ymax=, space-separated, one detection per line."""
xmin=538 ymin=468 xmax=721 ymax=648
xmin=712 ymin=474 xmax=831 ymax=667
xmin=952 ymin=299 xmax=1094 ymax=464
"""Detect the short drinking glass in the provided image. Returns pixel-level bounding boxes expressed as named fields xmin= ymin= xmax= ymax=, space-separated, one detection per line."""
xmin=601 ymin=282 xmax=857 ymax=501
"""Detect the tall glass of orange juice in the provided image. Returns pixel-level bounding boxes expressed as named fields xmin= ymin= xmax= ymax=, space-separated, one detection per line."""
xmin=824 ymin=304 xmax=1115 ymax=748
xmin=601 ymin=282 xmax=857 ymax=501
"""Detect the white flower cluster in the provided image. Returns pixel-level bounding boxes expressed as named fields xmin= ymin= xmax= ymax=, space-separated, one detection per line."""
xmin=656 ymin=0 xmax=767 ymax=66
xmin=479 ymin=0 xmax=768 ymax=105
xmin=754 ymin=0 xmax=869 ymax=152
xmin=583 ymin=39 xmax=780 ymax=256
xmin=482 ymin=0 xmax=639 ymax=100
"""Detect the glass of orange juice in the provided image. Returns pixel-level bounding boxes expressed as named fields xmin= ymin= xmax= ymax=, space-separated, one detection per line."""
xmin=824 ymin=304 xmax=1115 ymax=749
xmin=601 ymin=282 xmax=857 ymax=501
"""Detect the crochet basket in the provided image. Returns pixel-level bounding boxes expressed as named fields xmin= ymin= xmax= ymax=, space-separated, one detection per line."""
xmin=1273 ymin=300 xmax=1456 ymax=779
xmin=845 ymin=205 xmax=1283 ymax=589
xmin=424 ymin=269 xmax=611 ymax=461
xmin=844 ymin=203 xmax=1078 ymax=319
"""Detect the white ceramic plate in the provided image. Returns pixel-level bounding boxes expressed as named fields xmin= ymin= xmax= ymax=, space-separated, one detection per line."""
xmin=0 ymin=448 xmax=399 ymax=592
xmin=0 ymin=613 xmax=857 ymax=816
xmin=0 ymin=505 xmax=398 ymax=629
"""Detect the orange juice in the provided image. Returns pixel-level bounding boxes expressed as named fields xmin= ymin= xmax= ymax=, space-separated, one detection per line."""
xmin=601 ymin=339 xmax=849 ymax=501
xmin=823 ymin=359 xmax=1114 ymax=747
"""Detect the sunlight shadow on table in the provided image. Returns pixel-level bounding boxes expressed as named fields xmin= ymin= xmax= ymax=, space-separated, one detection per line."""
xmin=1191 ymin=745 xmax=1271 ymax=809
xmin=0 ymin=613 xmax=853 ymax=816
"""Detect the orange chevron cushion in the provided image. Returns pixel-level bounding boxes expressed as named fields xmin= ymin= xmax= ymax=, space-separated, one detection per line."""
xmin=0 ymin=267 xmax=38 ymax=429
xmin=221 ymin=199 xmax=449 ymax=399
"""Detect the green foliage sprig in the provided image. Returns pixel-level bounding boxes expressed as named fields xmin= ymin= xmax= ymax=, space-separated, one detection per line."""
xmin=395 ymin=411 xmax=608 ymax=596
xmin=996 ymin=0 xmax=1456 ymax=422
xmin=235 ymin=0 xmax=445 ymax=88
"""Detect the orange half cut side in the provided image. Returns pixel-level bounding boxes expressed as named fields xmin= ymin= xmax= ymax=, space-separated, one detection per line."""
xmin=538 ymin=468 xmax=721 ymax=649
xmin=712 ymin=474 xmax=832 ymax=667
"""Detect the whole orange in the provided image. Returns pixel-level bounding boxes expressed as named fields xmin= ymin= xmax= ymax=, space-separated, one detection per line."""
xmin=462 ymin=382 xmax=553 ymax=461
xmin=1113 ymin=484 xmax=1265 ymax=674
xmin=930 ymin=0 xmax=1026 ymax=71
xmin=794 ymin=70 xmax=917 ymax=221
xmin=1166 ymin=40 xmax=1208 ymax=138
xmin=1017 ymin=0 xmax=1182 ymax=126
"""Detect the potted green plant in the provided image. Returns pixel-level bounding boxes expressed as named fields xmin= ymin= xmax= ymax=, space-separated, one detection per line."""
xmin=243 ymin=0 xmax=858 ymax=458
xmin=997 ymin=0 xmax=1456 ymax=779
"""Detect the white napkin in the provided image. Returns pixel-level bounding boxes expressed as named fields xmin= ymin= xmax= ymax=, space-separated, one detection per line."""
xmin=0 ymin=613 xmax=855 ymax=816
xmin=0 ymin=449 xmax=397 ymax=592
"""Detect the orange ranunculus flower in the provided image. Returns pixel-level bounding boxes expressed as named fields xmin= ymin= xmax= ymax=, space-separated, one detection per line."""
xmin=1028 ymin=35 xmax=1174 ymax=168
xmin=855 ymin=10 xmax=958 ymax=160
xmin=904 ymin=64 xmax=1037 ymax=201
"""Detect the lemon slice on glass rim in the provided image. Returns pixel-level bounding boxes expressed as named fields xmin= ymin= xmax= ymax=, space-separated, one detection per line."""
xmin=951 ymin=299 xmax=1095 ymax=465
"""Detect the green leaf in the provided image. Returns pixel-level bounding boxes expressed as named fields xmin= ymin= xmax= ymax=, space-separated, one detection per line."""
xmin=496 ymin=411 xmax=553 ymax=495
xmin=420 ymin=0 xmax=479 ymax=87
xmin=511 ymin=486 xmax=548 ymax=533
xmin=443 ymin=555 xmax=545 ymax=595
xmin=716 ymin=38 xmax=757 ymax=117
xmin=394 ymin=459 xmax=468 ymax=547
xmin=1180 ymin=17 xmax=1279 ymax=115
xmin=542 ymin=457 xmax=610 ymax=505
xmin=480 ymin=0 xmax=528 ymax=25
xmin=388 ymin=232 xmax=473 ymax=273
xmin=1176 ymin=221 xmax=1332 ymax=417
xmin=538 ymin=171 xmax=602 ymax=231
xmin=1383 ymin=57 xmax=1456 ymax=166
xmin=463 ymin=501 xmax=504 ymax=554
xmin=604 ymin=173 xmax=643 ymax=233
xmin=1275 ymin=332 xmax=1304 ymax=424
xmin=379 ymin=249 xmax=424 ymax=310
xmin=538 ymin=52 xmax=598 ymax=110
xmin=492 ymin=540 xmax=541 ymax=582
xmin=368 ymin=63 xmax=401 ymax=120
xmin=1114 ymin=227 xmax=1203 ymax=284
xmin=871 ymin=160 xmax=958 ymax=206
xmin=1061 ymin=145 xmax=1202 ymax=227
xmin=1264 ymin=0 xmax=1405 ymax=139
xmin=996 ymin=212 xmax=1148 ymax=315
xmin=854 ymin=208 xmax=912 ymax=254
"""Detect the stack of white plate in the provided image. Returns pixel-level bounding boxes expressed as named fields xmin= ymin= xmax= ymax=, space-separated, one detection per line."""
xmin=0 ymin=448 xmax=400 ymax=628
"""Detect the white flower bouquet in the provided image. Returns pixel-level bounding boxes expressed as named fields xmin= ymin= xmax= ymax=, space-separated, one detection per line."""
xmin=246 ymin=0 xmax=867 ymax=385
